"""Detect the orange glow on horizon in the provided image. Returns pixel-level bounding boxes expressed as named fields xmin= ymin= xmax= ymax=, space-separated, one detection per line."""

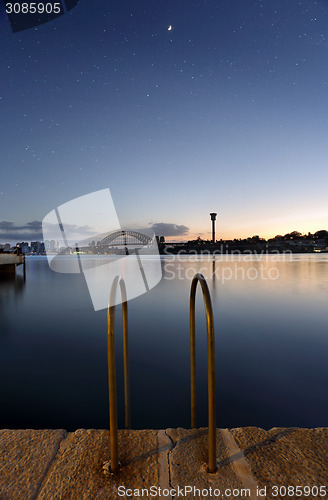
xmin=164 ymin=223 xmax=328 ymax=243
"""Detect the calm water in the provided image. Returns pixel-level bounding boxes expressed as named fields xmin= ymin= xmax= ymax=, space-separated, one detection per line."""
xmin=0 ymin=254 xmax=327 ymax=430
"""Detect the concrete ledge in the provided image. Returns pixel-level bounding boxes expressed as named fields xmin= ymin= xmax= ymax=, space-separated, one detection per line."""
xmin=0 ymin=255 xmax=24 ymax=266
xmin=0 ymin=427 xmax=327 ymax=499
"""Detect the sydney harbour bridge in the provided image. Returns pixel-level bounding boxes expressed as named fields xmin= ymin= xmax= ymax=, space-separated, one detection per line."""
xmin=99 ymin=230 xmax=153 ymax=247
xmin=75 ymin=230 xmax=155 ymax=255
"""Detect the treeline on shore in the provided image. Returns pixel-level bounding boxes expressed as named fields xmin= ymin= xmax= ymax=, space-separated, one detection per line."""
xmin=159 ymin=230 xmax=328 ymax=254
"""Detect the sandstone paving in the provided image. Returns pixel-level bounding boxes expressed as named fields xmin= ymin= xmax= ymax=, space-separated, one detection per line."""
xmin=38 ymin=429 xmax=159 ymax=500
xmin=0 ymin=429 xmax=67 ymax=500
xmin=165 ymin=428 xmax=250 ymax=500
xmin=230 ymin=427 xmax=328 ymax=491
xmin=0 ymin=427 xmax=328 ymax=499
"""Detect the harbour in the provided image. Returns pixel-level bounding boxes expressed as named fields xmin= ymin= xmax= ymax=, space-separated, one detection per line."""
xmin=1 ymin=254 xmax=327 ymax=432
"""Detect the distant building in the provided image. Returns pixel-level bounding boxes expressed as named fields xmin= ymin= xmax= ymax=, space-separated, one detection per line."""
xmin=31 ymin=241 xmax=41 ymax=253
xmin=16 ymin=242 xmax=30 ymax=254
xmin=30 ymin=241 xmax=38 ymax=253
xmin=50 ymin=240 xmax=59 ymax=253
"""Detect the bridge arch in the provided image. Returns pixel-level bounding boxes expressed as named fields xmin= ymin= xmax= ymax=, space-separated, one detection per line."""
xmin=99 ymin=230 xmax=153 ymax=247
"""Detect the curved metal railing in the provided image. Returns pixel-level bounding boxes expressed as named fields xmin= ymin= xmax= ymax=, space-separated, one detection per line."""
xmin=190 ymin=273 xmax=217 ymax=473
xmin=106 ymin=272 xmax=216 ymax=473
xmin=107 ymin=275 xmax=130 ymax=472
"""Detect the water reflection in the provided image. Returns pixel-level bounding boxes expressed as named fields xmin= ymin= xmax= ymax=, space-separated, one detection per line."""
xmin=212 ymin=257 xmax=216 ymax=288
xmin=0 ymin=254 xmax=327 ymax=430
xmin=0 ymin=273 xmax=26 ymax=305
xmin=0 ymin=272 xmax=26 ymax=344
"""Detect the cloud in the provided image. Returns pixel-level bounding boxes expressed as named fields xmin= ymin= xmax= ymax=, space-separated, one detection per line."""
xmin=0 ymin=220 xmax=43 ymax=242
xmin=0 ymin=220 xmax=95 ymax=244
xmin=0 ymin=220 xmax=42 ymax=231
xmin=149 ymin=222 xmax=189 ymax=237
xmin=128 ymin=222 xmax=189 ymax=238
xmin=0 ymin=219 xmax=190 ymax=243
xmin=43 ymin=221 xmax=97 ymax=245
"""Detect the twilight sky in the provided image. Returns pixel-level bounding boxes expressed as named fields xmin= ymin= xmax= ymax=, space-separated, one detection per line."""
xmin=1 ymin=0 xmax=328 ymax=243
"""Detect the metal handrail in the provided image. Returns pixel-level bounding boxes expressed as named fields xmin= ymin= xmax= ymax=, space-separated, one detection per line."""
xmin=107 ymin=275 xmax=130 ymax=472
xmin=190 ymin=273 xmax=217 ymax=473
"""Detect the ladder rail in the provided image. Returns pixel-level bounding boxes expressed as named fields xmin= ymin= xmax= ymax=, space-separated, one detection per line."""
xmin=107 ymin=275 xmax=130 ymax=473
xmin=190 ymin=273 xmax=217 ymax=473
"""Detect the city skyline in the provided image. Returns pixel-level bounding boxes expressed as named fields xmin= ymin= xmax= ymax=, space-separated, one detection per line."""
xmin=0 ymin=216 xmax=328 ymax=245
xmin=1 ymin=225 xmax=327 ymax=248
xmin=1 ymin=1 xmax=328 ymax=242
